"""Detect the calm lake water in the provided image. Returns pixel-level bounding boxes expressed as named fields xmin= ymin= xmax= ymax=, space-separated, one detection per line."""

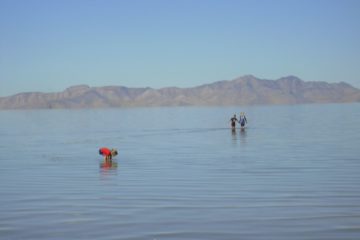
xmin=0 ymin=103 xmax=360 ymax=240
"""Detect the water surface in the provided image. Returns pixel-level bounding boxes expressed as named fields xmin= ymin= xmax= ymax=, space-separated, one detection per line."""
xmin=0 ymin=104 xmax=360 ymax=239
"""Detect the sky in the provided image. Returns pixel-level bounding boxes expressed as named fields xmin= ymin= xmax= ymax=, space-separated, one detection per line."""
xmin=1 ymin=0 xmax=360 ymax=96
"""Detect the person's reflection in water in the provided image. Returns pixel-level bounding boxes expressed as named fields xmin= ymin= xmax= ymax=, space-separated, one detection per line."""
xmin=100 ymin=159 xmax=118 ymax=179
xmin=100 ymin=159 xmax=118 ymax=170
xmin=240 ymin=127 xmax=247 ymax=144
xmin=231 ymin=128 xmax=237 ymax=144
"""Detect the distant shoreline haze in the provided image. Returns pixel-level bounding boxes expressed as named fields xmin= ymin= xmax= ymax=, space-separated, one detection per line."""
xmin=1 ymin=75 xmax=359 ymax=109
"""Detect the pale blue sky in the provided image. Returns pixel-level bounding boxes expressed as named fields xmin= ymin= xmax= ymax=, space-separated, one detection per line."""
xmin=1 ymin=0 xmax=360 ymax=96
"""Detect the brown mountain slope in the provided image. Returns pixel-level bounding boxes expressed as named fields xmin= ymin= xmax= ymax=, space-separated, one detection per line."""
xmin=1 ymin=75 xmax=359 ymax=109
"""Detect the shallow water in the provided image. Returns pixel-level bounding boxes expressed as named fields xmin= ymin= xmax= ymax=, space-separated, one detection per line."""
xmin=0 ymin=104 xmax=360 ymax=240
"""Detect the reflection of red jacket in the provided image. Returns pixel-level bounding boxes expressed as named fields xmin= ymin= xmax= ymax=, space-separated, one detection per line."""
xmin=101 ymin=161 xmax=112 ymax=169
xmin=99 ymin=147 xmax=111 ymax=156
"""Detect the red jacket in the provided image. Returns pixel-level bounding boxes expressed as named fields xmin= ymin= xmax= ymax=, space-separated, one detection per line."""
xmin=99 ymin=147 xmax=111 ymax=156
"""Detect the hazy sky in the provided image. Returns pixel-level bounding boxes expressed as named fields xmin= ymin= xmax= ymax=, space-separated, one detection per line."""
xmin=1 ymin=0 xmax=360 ymax=96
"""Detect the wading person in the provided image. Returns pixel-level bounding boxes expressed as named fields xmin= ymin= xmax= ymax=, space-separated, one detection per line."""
xmin=239 ymin=112 xmax=247 ymax=129
xmin=99 ymin=147 xmax=118 ymax=161
xmin=230 ymin=114 xmax=238 ymax=129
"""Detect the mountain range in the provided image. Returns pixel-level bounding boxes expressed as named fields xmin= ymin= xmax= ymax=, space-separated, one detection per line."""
xmin=1 ymin=75 xmax=360 ymax=109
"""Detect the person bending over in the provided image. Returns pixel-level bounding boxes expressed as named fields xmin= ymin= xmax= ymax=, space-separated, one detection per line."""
xmin=99 ymin=147 xmax=118 ymax=161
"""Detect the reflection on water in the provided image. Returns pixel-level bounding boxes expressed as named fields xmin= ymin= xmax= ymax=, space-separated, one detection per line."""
xmin=239 ymin=127 xmax=247 ymax=144
xmin=99 ymin=159 xmax=118 ymax=178
xmin=100 ymin=159 xmax=118 ymax=170
xmin=231 ymin=127 xmax=247 ymax=145
xmin=231 ymin=128 xmax=237 ymax=143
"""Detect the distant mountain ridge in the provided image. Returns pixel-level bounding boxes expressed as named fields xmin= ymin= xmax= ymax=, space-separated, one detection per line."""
xmin=1 ymin=75 xmax=360 ymax=109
